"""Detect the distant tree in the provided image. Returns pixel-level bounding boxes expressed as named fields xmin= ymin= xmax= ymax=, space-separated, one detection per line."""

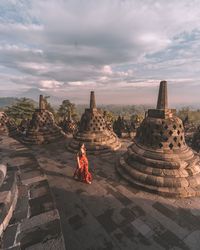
xmin=57 ymin=100 xmax=78 ymax=121
xmin=43 ymin=96 xmax=55 ymax=115
xmin=102 ymin=110 xmax=115 ymax=124
xmin=177 ymin=107 xmax=190 ymax=121
xmin=5 ymin=98 xmax=35 ymax=124
xmin=131 ymin=113 xmax=144 ymax=124
xmin=178 ymin=107 xmax=200 ymax=126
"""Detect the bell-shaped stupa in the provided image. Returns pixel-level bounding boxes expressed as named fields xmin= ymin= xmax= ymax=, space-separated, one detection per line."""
xmin=21 ymin=95 xmax=65 ymax=144
xmin=0 ymin=112 xmax=17 ymax=136
xmin=117 ymin=81 xmax=200 ymax=197
xmin=68 ymin=91 xmax=121 ymax=154
xmin=59 ymin=110 xmax=77 ymax=135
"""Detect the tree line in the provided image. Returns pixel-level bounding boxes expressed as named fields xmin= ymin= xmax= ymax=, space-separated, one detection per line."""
xmin=4 ymin=97 xmax=200 ymax=127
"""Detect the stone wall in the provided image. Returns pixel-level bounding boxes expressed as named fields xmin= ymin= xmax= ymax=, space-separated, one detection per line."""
xmin=0 ymin=135 xmax=65 ymax=249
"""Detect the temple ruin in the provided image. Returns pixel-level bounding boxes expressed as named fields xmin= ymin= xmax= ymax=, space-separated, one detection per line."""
xmin=68 ymin=91 xmax=121 ymax=154
xmin=117 ymin=80 xmax=200 ymax=197
xmin=21 ymin=95 xmax=65 ymax=144
xmin=0 ymin=112 xmax=17 ymax=136
xmin=59 ymin=110 xmax=77 ymax=135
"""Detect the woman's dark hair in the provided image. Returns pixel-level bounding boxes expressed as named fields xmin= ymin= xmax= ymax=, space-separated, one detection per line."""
xmin=78 ymin=142 xmax=86 ymax=157
xmin=79 ymin=142 xmax=84 ymax=150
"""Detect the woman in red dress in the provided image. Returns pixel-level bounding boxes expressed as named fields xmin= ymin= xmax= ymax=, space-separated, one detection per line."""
xmin=73 ymin=143 xmax=92 ymax=184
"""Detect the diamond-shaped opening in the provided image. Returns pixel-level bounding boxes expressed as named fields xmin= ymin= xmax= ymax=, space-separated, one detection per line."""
xmin=93 ymin=128 xmax=96 ymax=131
xmin=178 ymin=142 xmax=181 ymax=147
xmin=159 ymin=143 xmax=163 ymax=148
xmin=173 ymin=137 xmax=177 ymax=142
xmin=164 ymin=125 xmax=168 ymax=130
xmin=169 ymin=130 xmax=173 ymax=136
xmin=173 ymin=124 xmax=177 ymax=129
xmin=163 ymin=135 xmax=168 ymax=142
xmin=179 ymin=125 xmax=182 ymax=128
xmin=162 ymin=121 xmax=165 ymax=125
xmin=177 ymin=130 xmax=180 ymax=135
xmin=180 ymin=136 xmax=183 ymax=141
xmin=169 ymin=143 xmax=173 ymax=149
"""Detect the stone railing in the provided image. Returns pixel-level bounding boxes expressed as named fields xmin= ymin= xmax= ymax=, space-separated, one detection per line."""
xmin=0 ymin=163 xmax=18 ymax=236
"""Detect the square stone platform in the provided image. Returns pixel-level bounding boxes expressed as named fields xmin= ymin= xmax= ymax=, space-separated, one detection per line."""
xmin=27 ymin=138 xmax=200 ymax=250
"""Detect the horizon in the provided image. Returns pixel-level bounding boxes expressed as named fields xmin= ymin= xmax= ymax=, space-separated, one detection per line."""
xmin=1 ymin=1 xmax=200 ymax=105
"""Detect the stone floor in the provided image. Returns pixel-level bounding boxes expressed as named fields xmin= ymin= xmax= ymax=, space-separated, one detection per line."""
xmin=0 ymin=136 xmax=65 ymax=249
xmin=24 ymin=137 xmax=200 ymax=250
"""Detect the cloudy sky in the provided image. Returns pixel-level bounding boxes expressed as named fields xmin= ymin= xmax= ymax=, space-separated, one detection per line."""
xmin=1 ymin=0 xmax=200 ymax=105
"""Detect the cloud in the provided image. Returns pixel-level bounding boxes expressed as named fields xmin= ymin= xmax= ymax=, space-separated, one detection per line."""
xmin=40 ymin=80 xmax=63 ymax=89
xmin=0 ymin=0 xmax=200 ymax=104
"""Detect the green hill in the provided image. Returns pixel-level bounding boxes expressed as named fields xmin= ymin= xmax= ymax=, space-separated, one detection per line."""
xmin=0 ymin=97 xmax=19 ymax=109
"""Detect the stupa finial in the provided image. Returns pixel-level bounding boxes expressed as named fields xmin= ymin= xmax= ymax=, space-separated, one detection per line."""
xmin=90 ymin=91 xmax=96 ymax=109
xmin=39 ymin=95 xmax=45 ymax=110
xmin=156 ymin=80 xmax=168 ymax=110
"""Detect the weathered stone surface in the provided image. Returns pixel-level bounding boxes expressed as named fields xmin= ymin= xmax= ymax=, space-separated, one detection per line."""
xmin=20 ymin=133 xmax=200 ymax=250
xmin=184 ymin=230 xmax=200 ymax=250
xmin=117 ymin=81 xmax=200 ymax=197
xmin=192 ymin=126 xmax=200 ymax=152
xmin=0 ymin=164 xmax=7 ymax=186
xmin=68 ymin=91 xmax=121 ymax=154
xmin=0 ymin=167 xmax=18 ymax=236
xmin=1 ymin=223 xmax=19 ymax=249
xmin=19 ymin=95 xmax=66 ymax=145
xmin=0 ymin=112 xmax=17 ymax=137
xmin=19 ymin=218 xmax=62 ymax=249
xmin=0 ymin=135 xmax=65 ymax=250
xmin=59 ymin=109 xmax=77 ymax=135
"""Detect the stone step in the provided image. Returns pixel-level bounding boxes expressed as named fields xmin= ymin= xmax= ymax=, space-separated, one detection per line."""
xmin=119 ymin=157 xmax=200 ymax=189
xmin=130 ymin=142 xmax=194 ymax=163
xmin=125 ymin=153 xmax=200 ymax=178
xmin=0 ymin=169 xmax=18 ymax=236
xmin=116 ymin=160 xmax=200 ymax=198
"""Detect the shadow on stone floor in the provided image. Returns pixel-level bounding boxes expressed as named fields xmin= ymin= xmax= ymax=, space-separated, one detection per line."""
xmin=43 ymin=169 xmax=74 ymax=180
xmin=50 ymin=185 xmax=200 ymax=250
xmin=14 ymin=136 xmax=200 ymax=250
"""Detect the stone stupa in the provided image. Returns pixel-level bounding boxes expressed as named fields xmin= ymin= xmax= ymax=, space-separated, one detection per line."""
xmin=59 ymin=110 xmax=77 ymax=135
xmin=21 ymin=95 xmax=65 ymax=144
xmin=192 ymin=127 xmax=200 ymax=152
xmin=0 ymin=112 xmax=17 ymax=136
xmin=117 ymin=81 xmax=200 ymax=197
xmin=68 ymin=91 xmax=121 ymax=154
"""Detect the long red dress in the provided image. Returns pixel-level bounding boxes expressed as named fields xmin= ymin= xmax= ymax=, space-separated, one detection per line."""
xmin=74 ymin=153 xmax=92 ymax=184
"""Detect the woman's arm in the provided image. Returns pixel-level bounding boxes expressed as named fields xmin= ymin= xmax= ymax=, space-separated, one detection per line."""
xmin=76 ymin=153 xmax=81 ymax=169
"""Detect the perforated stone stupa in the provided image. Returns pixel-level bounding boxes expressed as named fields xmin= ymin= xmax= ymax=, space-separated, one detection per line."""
xmin=59 ymin=110 xmax=77 ymax=135
xmin=0 ymin=112 xmax=17 ymax=136
xmin=192 ymin=126 xmax=200 ymax=152
xmin=117 ymin=81 xmax=200 ymax=197
xmin=21 ymin=95 xmax=65 ymax=144
xmin=68 ymin=91 xmax=121 ymax=154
